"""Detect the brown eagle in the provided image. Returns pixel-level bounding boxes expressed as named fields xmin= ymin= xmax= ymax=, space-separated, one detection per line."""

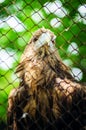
xmin=7 ymin=28 xmax=86 ymax=130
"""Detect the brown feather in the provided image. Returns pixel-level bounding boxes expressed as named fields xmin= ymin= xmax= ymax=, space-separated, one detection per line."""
xmin=7 ymin=28 xmax=86 ymax=130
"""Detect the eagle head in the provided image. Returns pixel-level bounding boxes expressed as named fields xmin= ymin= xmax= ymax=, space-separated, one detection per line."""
xmin=20 ymin=28 xmax=57 ymax=62
xmin=32 ymin=28 xmax=56 ymax=51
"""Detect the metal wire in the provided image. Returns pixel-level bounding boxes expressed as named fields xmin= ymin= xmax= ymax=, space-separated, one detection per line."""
xmin=0 ymin=0 xmax=86 ymax=130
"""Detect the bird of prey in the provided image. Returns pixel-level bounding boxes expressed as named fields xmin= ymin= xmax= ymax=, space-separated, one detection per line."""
xmin=7 ymin=28 xmax=86 ymax=130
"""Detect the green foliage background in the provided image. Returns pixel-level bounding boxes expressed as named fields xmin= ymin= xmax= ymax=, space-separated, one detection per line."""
xmin=0 ymin=0 xmax=86 ymax=128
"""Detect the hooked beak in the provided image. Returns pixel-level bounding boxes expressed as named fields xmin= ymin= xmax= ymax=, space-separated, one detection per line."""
xmin=34 ymin=32 xmax=56 ymax=50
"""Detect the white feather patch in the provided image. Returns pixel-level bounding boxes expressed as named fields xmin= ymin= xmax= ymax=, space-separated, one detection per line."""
xmin=21 ymin=113 xmax=28 ymax=119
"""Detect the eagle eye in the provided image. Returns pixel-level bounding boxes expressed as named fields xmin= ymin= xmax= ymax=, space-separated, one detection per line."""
xmin=52 ymin=39 xmax=55 ymax=44
xmin=33 ymin=37 xmax=38 ymax=42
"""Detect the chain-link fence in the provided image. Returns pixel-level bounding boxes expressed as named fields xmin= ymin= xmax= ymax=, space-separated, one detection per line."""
xmin=0 ymin=0 xmax=86 ymax=130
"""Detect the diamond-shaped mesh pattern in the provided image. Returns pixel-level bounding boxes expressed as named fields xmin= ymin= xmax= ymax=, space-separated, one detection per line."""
xmin=0 ymin=0 xmax=86 ymax=130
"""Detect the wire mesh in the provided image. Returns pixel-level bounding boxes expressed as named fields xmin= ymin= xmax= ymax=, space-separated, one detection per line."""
xmin=0 ymin=0 xmax=86 ymax=130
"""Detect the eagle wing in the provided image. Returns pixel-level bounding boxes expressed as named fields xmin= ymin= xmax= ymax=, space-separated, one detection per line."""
xmin=7 ymin=85 xmax=31 ymax=130
xmin=7 ymin=65 xmax=86 ymax=130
